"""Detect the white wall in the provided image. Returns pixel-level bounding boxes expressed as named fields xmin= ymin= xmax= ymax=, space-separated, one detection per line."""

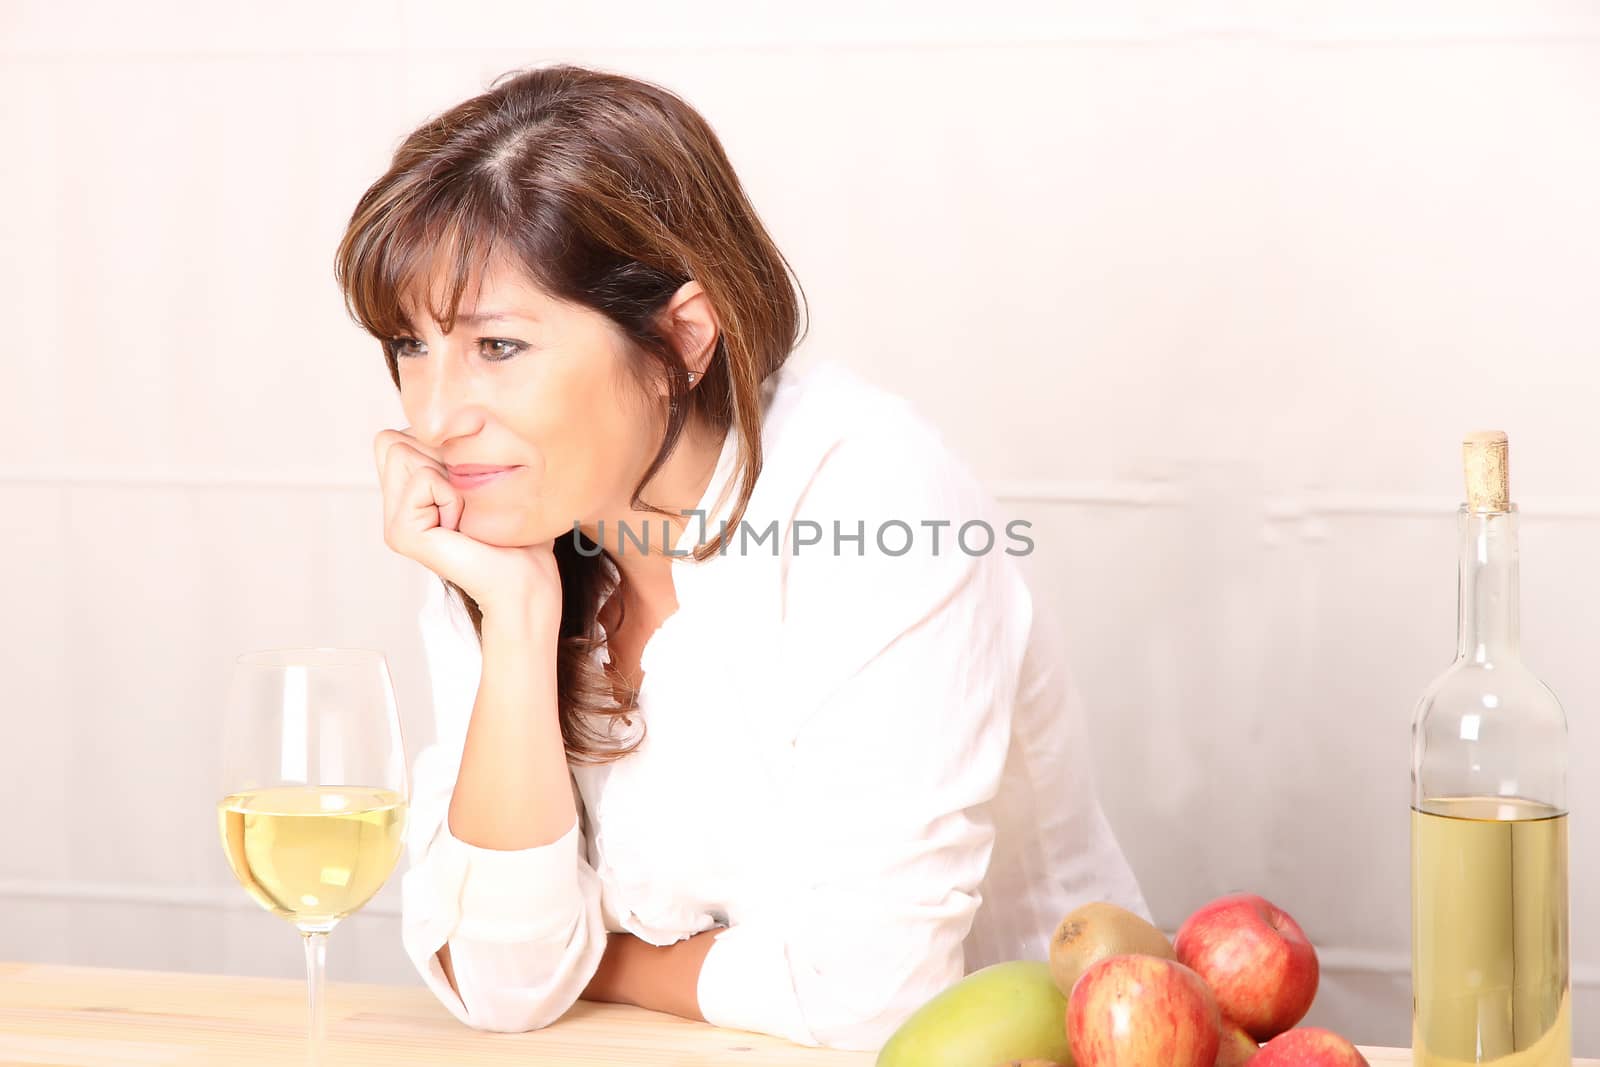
xmin=4 ymin=0 xmax=1599 ymax=1051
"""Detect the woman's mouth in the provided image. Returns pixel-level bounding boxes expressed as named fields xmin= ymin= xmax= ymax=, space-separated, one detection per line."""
xmin=446 ymin=465 xmax=521 ymax=491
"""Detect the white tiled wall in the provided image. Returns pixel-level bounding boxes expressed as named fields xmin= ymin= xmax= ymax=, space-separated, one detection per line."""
xmin=4 ymin=0 xmax=1599 ymax=1052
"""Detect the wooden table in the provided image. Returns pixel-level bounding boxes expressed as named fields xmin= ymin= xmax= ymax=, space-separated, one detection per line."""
xmin=1 ymin=962 xmax=1591 ymax=1066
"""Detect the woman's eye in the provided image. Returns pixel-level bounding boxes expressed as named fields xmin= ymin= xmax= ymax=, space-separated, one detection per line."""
xmin=385 ymin=337 xmax=524 ymax=362
xmin=388 ymin=337 xmax=424 ymax=359
xmin=480 ymin=339 xmax=526 ymax=362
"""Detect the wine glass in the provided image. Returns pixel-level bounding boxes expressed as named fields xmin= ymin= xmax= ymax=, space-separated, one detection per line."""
xmin=218 ymin=648 xmax=409 ymax=1066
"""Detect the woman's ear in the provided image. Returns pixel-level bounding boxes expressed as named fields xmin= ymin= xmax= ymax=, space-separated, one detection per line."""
xmin=658 ymin=280 xmax=720 ymax=389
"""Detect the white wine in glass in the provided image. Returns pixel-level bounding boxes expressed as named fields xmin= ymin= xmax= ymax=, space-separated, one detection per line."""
xmin=219 ymin=648 xmax=409 ymax=1066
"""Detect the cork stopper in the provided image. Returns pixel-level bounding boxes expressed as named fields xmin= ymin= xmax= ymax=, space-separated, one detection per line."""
xmin=1462 ymin=431 xmax=1510 ymax=512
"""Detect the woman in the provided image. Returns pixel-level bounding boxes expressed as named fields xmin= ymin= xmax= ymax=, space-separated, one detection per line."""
xmin=339 ymin=63 xmax=1147 ymax=1052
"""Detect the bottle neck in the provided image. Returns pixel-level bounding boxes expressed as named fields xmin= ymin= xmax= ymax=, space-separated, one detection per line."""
xmin=1456 ymin=506 xmax=1521 ymax=663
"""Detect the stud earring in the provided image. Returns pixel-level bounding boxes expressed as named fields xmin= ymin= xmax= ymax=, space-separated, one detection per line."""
xmin=686 ymin=371 xmax=699 ymax=385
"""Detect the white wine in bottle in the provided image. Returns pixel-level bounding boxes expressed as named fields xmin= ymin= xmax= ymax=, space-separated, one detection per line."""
xmin=1410 ymin=432 xmax=1571 ymax=1067
xmin=218 ymin=785 xmax=407 ymax=932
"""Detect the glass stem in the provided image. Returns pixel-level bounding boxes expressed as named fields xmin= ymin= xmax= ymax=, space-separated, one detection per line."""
xmin=302 ymin=930 xmax=328 ymax=1067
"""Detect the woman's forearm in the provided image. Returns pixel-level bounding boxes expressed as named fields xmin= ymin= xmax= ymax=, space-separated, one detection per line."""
xmin=446 ymin=606 xmax=573 ymax=850
xmin=581 ymin=928 xmax=720 ymax=1021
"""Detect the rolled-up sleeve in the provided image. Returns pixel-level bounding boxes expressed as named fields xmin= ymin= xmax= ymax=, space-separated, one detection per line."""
xmin=696 ymin=419 xmax=1031 ymax=1051
xmin=400 ymin=577 xmax=608 ymax=1032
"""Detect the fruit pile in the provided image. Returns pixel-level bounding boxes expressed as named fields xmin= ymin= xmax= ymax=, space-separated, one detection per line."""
xmin=876 ymin=894 xmax=1369 ymax=1067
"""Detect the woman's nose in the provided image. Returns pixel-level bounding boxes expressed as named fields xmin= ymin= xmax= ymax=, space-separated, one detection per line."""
xmin=408 ymin=348 xmax=481 ymax=447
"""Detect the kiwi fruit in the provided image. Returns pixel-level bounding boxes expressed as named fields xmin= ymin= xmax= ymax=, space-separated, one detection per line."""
xmin=1047 ymin=902 xmax=1176 ymax=998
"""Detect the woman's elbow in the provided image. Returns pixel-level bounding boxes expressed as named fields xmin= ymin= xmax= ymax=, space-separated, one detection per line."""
xmin=810 ymin=980 xmax=945 ymax=1052
xmin=451 ymin=983 xmax=571 ymax=1034
xmin=437 ymin=920 xmax=608 ymax=1034
xmin=444 ymin=951 xmax=593 ymax=1034
xmin=805 ymin=943 xmax=964 ymax=1051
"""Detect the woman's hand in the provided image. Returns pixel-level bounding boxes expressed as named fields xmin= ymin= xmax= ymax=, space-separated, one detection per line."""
xmin=374 ymin=427 xmax=561 ymax=625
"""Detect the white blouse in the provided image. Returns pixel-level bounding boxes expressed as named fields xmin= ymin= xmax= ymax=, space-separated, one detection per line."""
xmin=399 ymin=359 xmax=1149 ymax=1052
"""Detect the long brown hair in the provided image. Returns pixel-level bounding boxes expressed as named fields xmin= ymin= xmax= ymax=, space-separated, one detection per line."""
xmin=334 ymin=63 xmax=806 ymax=764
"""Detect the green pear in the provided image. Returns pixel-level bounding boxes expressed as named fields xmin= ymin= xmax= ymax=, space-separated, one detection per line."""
xmin=876 ymin=960 xmax=1074 ymax=1067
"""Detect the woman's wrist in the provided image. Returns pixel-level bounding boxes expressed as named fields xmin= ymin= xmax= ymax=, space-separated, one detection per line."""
xmin=582 ymin=929 xmax=718 ymax=1022
xmin=477 ymin=588 xmax=562 ymax=643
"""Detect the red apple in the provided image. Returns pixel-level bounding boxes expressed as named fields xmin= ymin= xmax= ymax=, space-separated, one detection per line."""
xmin=1068 ymin=955 xmax=1221 ymax=1067
xmin=1216 ymin=1019 xmax=1259 ymax=1066
xmin=1253 ymin=1027 xmax=1369 ymax=1066
xmin=1175 ymin=893 xmax=1319 ymax=1040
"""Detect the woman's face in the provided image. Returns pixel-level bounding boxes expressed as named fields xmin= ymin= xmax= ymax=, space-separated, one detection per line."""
xmin=393 ymin=254 xmax=668 ymax=548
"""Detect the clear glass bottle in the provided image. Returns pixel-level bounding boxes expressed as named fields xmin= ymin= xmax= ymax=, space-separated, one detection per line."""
xmin=1411 ymin=431 xmax=1570 ymax=1067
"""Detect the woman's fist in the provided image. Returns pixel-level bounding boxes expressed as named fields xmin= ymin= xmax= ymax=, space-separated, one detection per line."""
xmin=373 ymin=428 xmax=561 ymax=625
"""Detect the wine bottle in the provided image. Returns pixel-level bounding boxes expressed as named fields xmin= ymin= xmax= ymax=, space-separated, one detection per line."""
xmin=1410 ymin=431 xmax=1571 ymax=1066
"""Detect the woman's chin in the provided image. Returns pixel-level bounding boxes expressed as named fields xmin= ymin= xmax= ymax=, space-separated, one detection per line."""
xmin=458 ymin=510 xmax=558 ymax=548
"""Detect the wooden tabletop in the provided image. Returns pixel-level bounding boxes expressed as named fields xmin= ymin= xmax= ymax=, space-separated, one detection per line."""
xmin=1 ymin=962 xmax=1591 ymax=1066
